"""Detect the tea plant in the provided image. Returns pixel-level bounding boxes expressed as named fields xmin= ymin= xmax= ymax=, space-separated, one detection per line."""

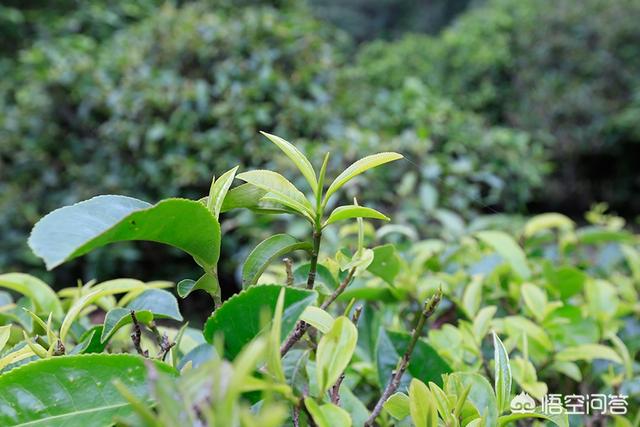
xmin=0 ymin=133 xmax=638 ymax=426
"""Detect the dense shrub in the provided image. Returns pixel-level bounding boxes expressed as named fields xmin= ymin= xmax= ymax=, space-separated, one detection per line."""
xmin=0 ymin=0 xmax=551 ymax=286
xmin=353 ymin=0 xmax=640 ymax=215
xmin=333 ymin=72 xmax=548 ymax=234
xmin=0 ymin=2 xmax=346 ymax=281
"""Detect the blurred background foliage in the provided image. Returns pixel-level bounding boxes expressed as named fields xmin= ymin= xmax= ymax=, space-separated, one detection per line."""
xmin=1 ymin=0 xmax=638 ymax=295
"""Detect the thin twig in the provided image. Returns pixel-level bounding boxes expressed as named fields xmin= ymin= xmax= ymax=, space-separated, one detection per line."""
xmin=280 ymin=268 xmax=357 ymax=356
xmin=284 ymin=257 xmax=294 ymax=286
xmin=364 ymin=290 xmax=442 ymax=426
xmin=130 ymin=310 xmax=149 ymax=357
xmin=330 ymin=305 xmax=363 ymax=404
xmin=292 ymin=404 xmax=300 ymax=427
xmin=320 ymin=268 xmax=356 ymax=310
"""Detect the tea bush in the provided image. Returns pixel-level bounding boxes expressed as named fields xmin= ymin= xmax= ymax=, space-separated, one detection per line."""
xmin=0 ymin=1 xmax=346 ymax=279
xmin=353 ymin=0 xmax=640 ymax=214
xmin=0 ymin=0 xmax=552 ymax=286
xmin=0 ymin=136 xmax=638 ymax=426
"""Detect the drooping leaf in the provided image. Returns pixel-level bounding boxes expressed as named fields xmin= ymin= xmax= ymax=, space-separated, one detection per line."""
xmin=126 ymin=289 xmax=182 ymax=321
xmin=0 ymin=273 xmax=63 ymax=318
xmin=476 ymin=231 xmax=531 ymax=279
xmin=242 ymin=234 xmax=312 ymax=287
xmin=324 ymin=205 xmax=389 ymax=227
xmin=324 ymin=152 xmax=403 ymax=203
xmin=176 ymin=273 xmax=219 ymax=299
xmin=100 ymin=308 xmax=154 ymax=344
xmin=207 ymin=166 xmax=239 ymax=219
xmin=29 ymin=196 xmax=221 ymax=271
xmin=236 ymin=170 xmax=314 ymax=218
xmin=316 ymin=316 xmax=358 ymax=395
xmin=260 ymin=132 xmax=317 ymax=194
xmin=203 ymin=285 xmax=316 ymax=359
xmin=367 ymin=244 xmax=402 ymax=285
xmin=493 ymin=333 xmax=512 ymax=413
xmin=0 ymin=354 xmax=176 ymax=427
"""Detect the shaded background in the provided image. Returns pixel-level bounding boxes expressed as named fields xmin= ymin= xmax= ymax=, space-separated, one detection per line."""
xmin=1 ymin=0 xmax=639 ymax=319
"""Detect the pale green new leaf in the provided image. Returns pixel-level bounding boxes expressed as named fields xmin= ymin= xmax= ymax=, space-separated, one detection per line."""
xmin=316 ymin=316 xmax=358 ymax=395
xmin=304 ymin=398 xmax=352 ymax=427
xmin=0 ymin=273 xmax=63 ymax=318
xmin=60 ymin=279 xmax=149 ymax=341
xmin=493 ymin=333 xmax=512 ymax=413
xmin=462 ymin=275 xmax=483 ymax=318
xmin=266 ymin=289 xmax=286 ymax=382
xmin=207 ymin=166 xmax=239 ymax=219
xmin=236 ymin=170 xmax=314 ymax=218
xmin=476 ymin=230 xmax=531 ymax=279
xmin=260 ymin=132 xmax=317 ymax=194
xmin=409 ymin=379 xmax=438 ymax=427
xmin=384 ymin=393 xmax=410 ymax=420
xmin=521 ymin=283 xmax=547 ymax=322
xmin=242 ymin=234 xmax=312 ymax=287
xmin=299 ymin=306 xmax=335 ymax=333
xmin=0 ymin=325 xmax=10 ymax=353
xmin=324 ymin=205 xmax=389 ymax=227
xmin=523 ymin=213 xmax=574 ymax=238
xmin=555 ymin=344 xmax=623 ymax=364
xmin=324 ymin=152 xmax=403 ymax=204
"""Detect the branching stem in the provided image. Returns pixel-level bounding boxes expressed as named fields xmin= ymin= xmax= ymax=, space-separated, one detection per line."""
xmin=364 ymin=290 xmax=442 ymax=426
xmin=280 ymin=268 xmax=356 ymax=356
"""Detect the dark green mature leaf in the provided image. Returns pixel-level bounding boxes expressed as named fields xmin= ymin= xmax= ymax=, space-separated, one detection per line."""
xmin=127 ymin=289 xmax=182 ymax=322
xmin=377 ymin=329 xmax=451 ymax=389
xmin=367 ymin=244 xmax=402 ymax=285
xmin=0 ymin=273 xmax=63 ymax=318
xmin=203 ymin=285 xmax=316 ymax=359
xmin=0 ymin=354 xmax=176 ymax=427
xmin=242 ymin=234 xmax=312 ymax=287
xmin=177 ymin=273 xmax=219 ymax=299
xmin=100 ymin=309 xmax=154 ymax=344
xmin=29 ymin=196 xmax=221 ymax=271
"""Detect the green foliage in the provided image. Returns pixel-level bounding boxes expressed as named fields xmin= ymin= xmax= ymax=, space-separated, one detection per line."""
xmin=0 ymin=354 xmax=176 ymax=427
xmin=352 ymin=0 xmax=640 ymax=214
xmin=1 ymin=139 xmax=639 ymax=426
